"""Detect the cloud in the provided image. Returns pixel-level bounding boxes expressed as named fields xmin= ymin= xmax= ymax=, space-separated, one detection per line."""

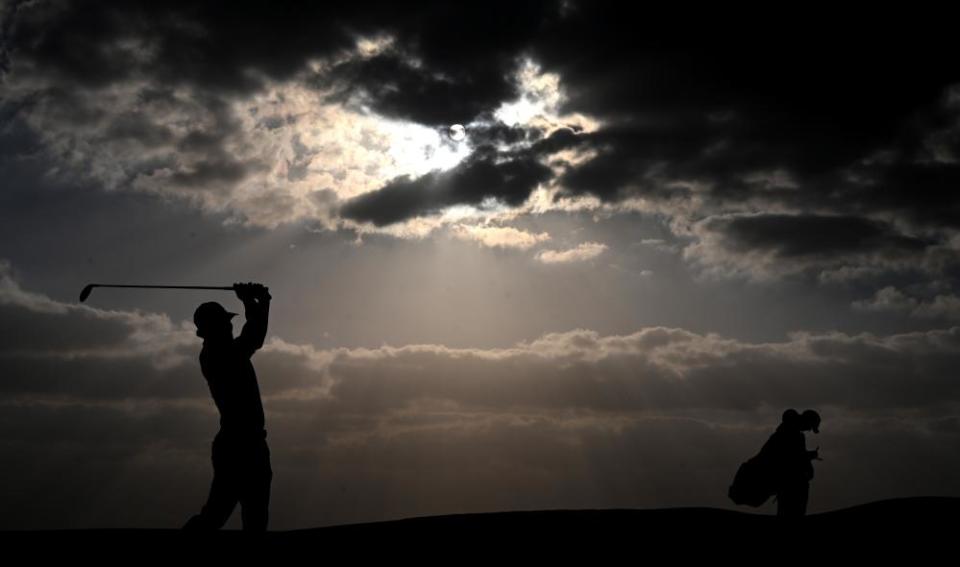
xmin=683 ymin=213 xmax=938 ymax=281
xmin=705 ymin=215 xmax=930 ymax=259
xmin=5 ymin=2 xmax=380 ymax=93
xmin=854 ymin=286 xmax=960 ymax=321
xmin=317 ymin=50 xmax=517 ymax=128
xmin=340 ymin=150 xmax=554 ymax=226
xmin=450 ymin=223 xmax=550 ymax=250
xmin=0 ymin=260 xmax=193 ymax=359
xmin=0 ymin=1 xmax=569 ymax=230
xmin=520 ymin=7 xmax=960 ymax=284
xmin=6 ymin=254 xmax=960 ymax=415
xmin=914 ymin=295 xmax=960 ymax=320
xmin=536 ymin=242 xmax=607 ymax=264
xmin=5 ymin=259 xmax=960 ymax=527
xmin=11 ymin=2 xmax=959 ymax=301
xmin=852 ymin=287 xmax=919 ymax=313
xmin=6 ymin=7 xmax=960 ymax=310
xmin=2 ymin=71 xmax=486 ymax=228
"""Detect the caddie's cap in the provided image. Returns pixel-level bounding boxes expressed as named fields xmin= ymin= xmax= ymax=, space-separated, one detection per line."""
xmin=802 ymin=409 xmax=821 ymax=433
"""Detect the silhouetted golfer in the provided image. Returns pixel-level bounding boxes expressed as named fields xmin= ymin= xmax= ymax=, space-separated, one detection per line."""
xmin=759 ymin=409 xmax=821 ymax=517
xmin=184 ymin=282 xmax=272 ymax=531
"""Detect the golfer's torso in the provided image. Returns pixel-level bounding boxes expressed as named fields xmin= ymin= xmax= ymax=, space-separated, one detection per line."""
xmin=199 ymin=340 xmax=265 ymax=434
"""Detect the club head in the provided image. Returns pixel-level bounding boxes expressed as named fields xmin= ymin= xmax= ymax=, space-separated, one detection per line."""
xmin=79 ymin=284 xmax=96 ymax=303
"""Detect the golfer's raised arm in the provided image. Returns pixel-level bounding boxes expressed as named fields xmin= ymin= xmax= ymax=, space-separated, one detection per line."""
xmin=235 ymin=282 xmax=270 ymax=356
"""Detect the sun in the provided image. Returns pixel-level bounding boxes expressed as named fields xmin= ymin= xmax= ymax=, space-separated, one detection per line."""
xmin=448 ymin=124 xmax=467 ymax=142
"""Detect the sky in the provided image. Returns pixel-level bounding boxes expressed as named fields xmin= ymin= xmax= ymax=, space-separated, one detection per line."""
xmin=1 ymin=1 xmax=960 ymax=529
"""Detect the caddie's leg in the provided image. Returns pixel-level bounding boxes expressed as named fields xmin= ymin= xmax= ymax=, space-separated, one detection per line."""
xmin=776 ymin=483 xmax=806 ymax=517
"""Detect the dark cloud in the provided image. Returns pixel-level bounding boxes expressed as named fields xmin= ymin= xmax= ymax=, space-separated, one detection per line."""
xmin=7 ymin=1 xmax=351 ymax=91
xmin=533 ymin=6 xmax=957 ymax=139
xmin=337 ymin=125 xmax=583 ymax=228
xmin=515 ymin=5 xmax=960 ymax=283
xmin=315 ymin=1 xmax=558 ymax=125
xmin=318 ymin=51 xmax=517 ymax=127
xmin=5 ymin=0 xmax=557 ymax=122
xmin=0 ymin=355 xmax=201 ymax=400
xmin=553 ymin=96 xmax=960 ymax=224
xmin=10 ymin=1 xmax=956 ymax=265
xmin=704 ymin=214 xmax=931 ymax=260
xmin=682 ymin=213 xmax=951 ymax=282
xmin=340 ymin=149 xmax=553 ymax=226
xmin=846 ymin=162 xmax=960 ymax=231
xmin=168 ymin=157 xmax=251 ymax=188
xmin=103 ymin=112 xmax=175 ymax=147
xmin=0 ymin=302 xmax=131 ymax=352
xmin=1 ymin=1 xmax=579 ymax=229
xmin=0 ymin=0 xmax=27 ymax=74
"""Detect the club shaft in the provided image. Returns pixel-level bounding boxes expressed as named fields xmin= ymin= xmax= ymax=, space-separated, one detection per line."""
xmin=89 ymin=285 xmax=235 ymax=290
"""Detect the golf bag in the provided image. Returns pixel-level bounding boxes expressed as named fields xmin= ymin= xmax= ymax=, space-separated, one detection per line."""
xmin=728 ymin=455 xmax=775 ymax=507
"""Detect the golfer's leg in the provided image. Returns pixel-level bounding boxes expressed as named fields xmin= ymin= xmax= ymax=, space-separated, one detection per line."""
xmin=240 ymin=445 xmax=273 ymax=532
xmin=184 ymin=466 xmax=239 ymax=530
xmin=184 ymin=439 xmax=240 ymax=530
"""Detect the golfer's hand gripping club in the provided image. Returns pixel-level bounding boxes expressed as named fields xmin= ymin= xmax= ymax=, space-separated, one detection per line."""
xmin=234 ymin=282 xmax=271 ymax=302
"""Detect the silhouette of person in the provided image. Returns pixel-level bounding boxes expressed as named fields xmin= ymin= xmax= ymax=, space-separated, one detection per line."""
xmin=183 ymin=282 xmax=273 ymax=531
xmin=759 ymin=409 xmax=821 ymax=517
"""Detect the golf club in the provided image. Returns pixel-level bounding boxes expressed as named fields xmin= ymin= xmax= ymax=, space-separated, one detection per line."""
xmin=79 ymin=283 xmax=236 ymax=303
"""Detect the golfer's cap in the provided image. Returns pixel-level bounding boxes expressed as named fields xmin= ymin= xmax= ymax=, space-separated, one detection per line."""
xmin=194 ymin=301 xmax=237 ymax=329
xmin=802 ymin=409 xmax=821 ymax=433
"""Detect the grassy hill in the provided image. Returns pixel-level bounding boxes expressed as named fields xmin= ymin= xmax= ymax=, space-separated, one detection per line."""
xmin=3 ymin=497 xmax=955 ymax=560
